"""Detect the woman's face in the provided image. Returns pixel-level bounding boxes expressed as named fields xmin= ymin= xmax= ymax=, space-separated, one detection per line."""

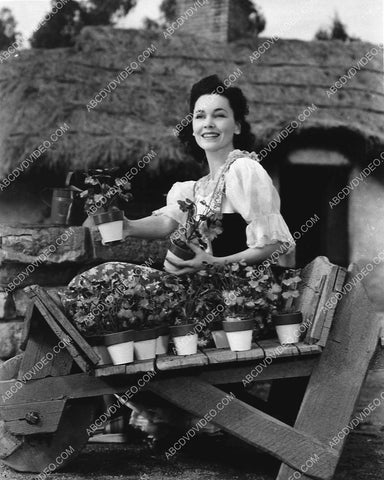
xmin=192 ymin=94 xmax=240 ymax=154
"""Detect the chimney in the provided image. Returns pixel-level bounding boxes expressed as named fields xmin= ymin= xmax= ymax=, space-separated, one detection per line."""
xmin=176 ymin=0 xmax=250 ymax=43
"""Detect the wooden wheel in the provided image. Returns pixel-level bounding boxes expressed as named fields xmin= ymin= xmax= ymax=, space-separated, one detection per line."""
xmin=0 ymin=355 xmax=99 ymax=473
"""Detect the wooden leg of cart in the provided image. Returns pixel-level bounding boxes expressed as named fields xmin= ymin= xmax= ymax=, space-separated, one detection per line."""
xmin=276 ymin=265 xmax=380 ymax=480
xmin=0 ymin=289 xmax=101 ymax=473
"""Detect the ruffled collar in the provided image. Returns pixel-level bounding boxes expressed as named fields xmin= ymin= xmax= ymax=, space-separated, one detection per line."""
xmin=195 ymin=150 xmax=260 ymax=198
xmin=226 ymin=149 xmax=260 ymax=163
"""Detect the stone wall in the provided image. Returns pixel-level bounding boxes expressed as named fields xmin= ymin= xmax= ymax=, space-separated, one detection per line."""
xmin=0 ymin=224 xmax=168 ymax=360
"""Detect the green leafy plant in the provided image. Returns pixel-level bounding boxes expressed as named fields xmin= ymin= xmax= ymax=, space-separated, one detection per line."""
xmin=266 ymin=268 xmax=302 ymax=313
xmin=59 ymin=268 xmax=182 ymax=336
xmin=79 ymin=167 xmax=132 ymax=215
xmin=171 ymin=198 xmax=223 ymax=250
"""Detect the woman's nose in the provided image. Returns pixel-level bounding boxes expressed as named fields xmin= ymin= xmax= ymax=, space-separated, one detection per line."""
xmin=203 ymin=116 xmax=214 ymax=128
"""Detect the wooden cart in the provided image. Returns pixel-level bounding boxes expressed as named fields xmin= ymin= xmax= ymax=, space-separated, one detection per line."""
xmin=0 ymin=256 xmax=382 ymax=480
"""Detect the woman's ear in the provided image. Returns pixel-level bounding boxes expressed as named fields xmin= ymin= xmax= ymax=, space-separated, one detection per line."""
xmin=235 ymin=122 xmax=241 ymax=135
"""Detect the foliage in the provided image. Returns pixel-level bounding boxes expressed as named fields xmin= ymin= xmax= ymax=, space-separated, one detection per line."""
xmin=0 ymin=7 xmax=20 ymax=50
xmin=59 ymin=266 xmax=182 ymax=335
xmin=31 ymin=0 xmax=136 ymax=48
xmin=200 ymin=261 xmax=274 ymax=319
xmin=171 ymin=198 xmax=222 ymax=249
xmin=267 ymin=268 xmax=301 ymax=313
xmin=314 ymin=13 xmax=358 ymax=42
xmin=170 ymin=271 xmax=216 ymax=326
xmin=79 ymin=167 xmax=132 ymax=214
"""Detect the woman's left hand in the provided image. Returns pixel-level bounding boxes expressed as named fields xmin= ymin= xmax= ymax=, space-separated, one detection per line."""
xmin=165 ymin=243 xmax=218 ymax=275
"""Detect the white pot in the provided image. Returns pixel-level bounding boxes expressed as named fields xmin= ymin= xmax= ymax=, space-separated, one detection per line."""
xmin=156 ymin=334 xmax=170 ymax=355
xmin=106 ymin=341 xmax=134 ymax=365
xmin=104 ymin=330 xmax=135 ymax=365
xmin=225 ymin=330 xmax=253 ymax=352
xmin=134 ymin=338 xmax=157 ymax=360
xmin=275 ymin=324 xmax=301 ymax=345
xmin=212 ymin=330 xmax=230 ymax=349
xmin=97 ymin=220 xmax=123 ymax=243
xmin=173 ymin=334 xmax=198 ymax=356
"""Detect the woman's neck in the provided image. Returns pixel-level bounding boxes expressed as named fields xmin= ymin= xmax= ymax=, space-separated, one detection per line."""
xmin=205 ymin=145 xmax=234 ymax=179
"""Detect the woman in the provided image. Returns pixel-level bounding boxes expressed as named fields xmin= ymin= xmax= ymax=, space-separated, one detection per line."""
xmin=123 ymin=74 xmax=294 ymax=270
xmin=91 ymin=75 xmax=295 ymax=441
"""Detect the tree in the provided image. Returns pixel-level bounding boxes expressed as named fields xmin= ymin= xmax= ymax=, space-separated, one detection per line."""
xmin=314 ymin=13 xmax=357 ymax=42
xmin=30 ymin=0 xmax=136 ymax=48
xmin=0 ymin=7 xmax=19 ymax=50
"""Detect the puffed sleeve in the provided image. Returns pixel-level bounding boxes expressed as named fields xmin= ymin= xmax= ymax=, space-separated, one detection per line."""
xmin=225 ymin=157 xmax=295 ymax=250
xmin=152 ymin=181 xmax=195 ymax=225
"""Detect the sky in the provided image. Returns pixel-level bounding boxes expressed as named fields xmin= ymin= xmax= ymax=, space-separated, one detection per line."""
xmin=0 ymin=0 xmax=383 ymax=46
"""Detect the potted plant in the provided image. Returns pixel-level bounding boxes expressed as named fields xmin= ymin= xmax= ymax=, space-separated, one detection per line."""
xmin=58 ymin=271 xmax=136 ymax=365
xmin=79 ymin=167 xmax=132 ymax=243
xmin=268 ymin=268 xmax=303 ymax=345
xmin=200 ymin=261 xmax=256 ymax=351
xmin=165 ymin=198 xmax=222 ymax=272
xmin=168 ymin=273 xmax=213 ymax=355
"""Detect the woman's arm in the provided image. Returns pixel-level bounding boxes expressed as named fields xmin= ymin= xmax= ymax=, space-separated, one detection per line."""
xmin=166 ymin=241 xmax=285 ymax=275
xmin=124 ymin=215 xmax=178 ymax=240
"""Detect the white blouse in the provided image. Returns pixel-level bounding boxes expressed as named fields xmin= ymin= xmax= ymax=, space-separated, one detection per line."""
xmin=153 ymin=151 xmax=295 ymax=251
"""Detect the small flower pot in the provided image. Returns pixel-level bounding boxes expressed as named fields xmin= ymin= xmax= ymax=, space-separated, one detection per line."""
xmin=169 ymin=324 xmax=198 ymax=356
xmin=272 ymin=311 xmax=303 ymax=345
xmin=156 ymin=325 xmax=170 ymax=355
xmin=92 ymin=209 xmax=124 ymax=244
xmin=133 ymin=328 xmax=158 ymax=360
xmin=223 ymin=318 xmax=254 ymax=352
xmin=210 ymin=320 xmax=229 ymax=349
xmin=86 ymin=335 xmax=112 ymax=365
xmin=104 ymin=330 xmax=135 ymax=365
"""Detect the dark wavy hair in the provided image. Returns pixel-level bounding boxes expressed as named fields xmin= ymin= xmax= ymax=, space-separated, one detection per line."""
xmin=178 ymin=74 xmax=256 ymax=163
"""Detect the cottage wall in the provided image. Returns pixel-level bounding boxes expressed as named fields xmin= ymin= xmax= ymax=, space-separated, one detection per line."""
xmin=349 ymin=169 xmax=384 ymax=311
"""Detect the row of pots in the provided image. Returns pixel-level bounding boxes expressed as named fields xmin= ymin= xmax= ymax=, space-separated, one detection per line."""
xmin=88 ymin=325 xmax=169 ymax=366
xmin=88 ymin=312 xmax=303 ymax=366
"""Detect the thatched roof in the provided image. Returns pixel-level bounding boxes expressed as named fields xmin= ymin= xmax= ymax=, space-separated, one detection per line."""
xmin=0 ymin=26 xmax=383 ymax=178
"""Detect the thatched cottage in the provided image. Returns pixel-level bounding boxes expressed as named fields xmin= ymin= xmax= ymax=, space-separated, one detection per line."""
xmin=0 ymin=0 xmax=384 ymax=316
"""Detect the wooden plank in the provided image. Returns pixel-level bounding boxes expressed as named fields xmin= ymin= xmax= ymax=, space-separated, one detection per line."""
xmin=31 ymin=297 xmax=90 ymax=373
xmin=202 ymin=348 xmax=237 ymax=364
xmin=0 ymin=373 xmax=139 ymax=405
xmin=1 ymin=400 xmax=66 ymax=435
xmin=318 ymin=267 xmax=348 ymax=347
xmin=31 ymin=286 xmax=100 ymax=366
xmin=295 ymin=343 xmax=323 ymax=356
xmin=94 ymin=359 xmax=155 ymax=377
xmin=198 ymin=357 xmax=318 ymax=385
xmin=0 ymin=354 xmax=320 ymax=406
xmin=236 ymin=344 xmax=265 ymax=362
xmin=18 ymin=307 xmax=74 ymax=380
xmin=155 ymin=351 xmax=208 ymax=371
xmin=147 ymin=377 xmax=338 ymax=480
xmin=0 ymin=420 xmax=21 ymax=459
xmin=259 ymin=339 xmax=299 ymax=358
xmin=291 ymin=257 xmax=342 ymax=344
xmin=276 ymin=264 xmax=380 ymax=480
xmin=19 ymin=301 xmax=34 ymax=352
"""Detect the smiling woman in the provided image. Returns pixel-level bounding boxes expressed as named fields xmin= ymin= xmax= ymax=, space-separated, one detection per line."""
xmin=127 ymin=74 xmax=295 ymax=274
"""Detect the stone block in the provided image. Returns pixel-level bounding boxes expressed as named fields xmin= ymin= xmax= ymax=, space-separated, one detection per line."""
xmin=0 ymin=225 xmax=90 ymax=265
xmin=0 ymin=321 xmax=23 ymax=360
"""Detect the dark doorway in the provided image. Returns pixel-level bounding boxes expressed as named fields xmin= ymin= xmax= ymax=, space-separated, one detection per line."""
xmin=279 ymin=164 xmax=350 ymax=267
